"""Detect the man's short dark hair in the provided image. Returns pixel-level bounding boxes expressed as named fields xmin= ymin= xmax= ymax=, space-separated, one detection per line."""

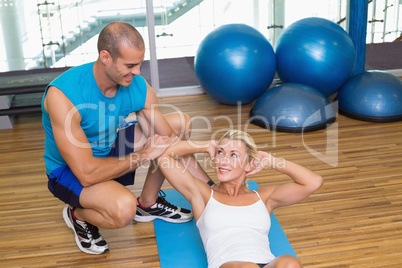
xmin=97 ymin=22 xmax=145 ymax=61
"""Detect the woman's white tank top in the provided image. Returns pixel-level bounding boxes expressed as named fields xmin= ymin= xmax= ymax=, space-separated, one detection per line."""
xmin=196 ymin=190 xmax=275 ymax=268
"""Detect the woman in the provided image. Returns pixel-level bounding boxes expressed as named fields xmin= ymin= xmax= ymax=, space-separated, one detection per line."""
xmin=157 ymin=130 xmax=323 ymax=268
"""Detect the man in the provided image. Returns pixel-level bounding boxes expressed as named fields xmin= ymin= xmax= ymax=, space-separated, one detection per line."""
xmin=41 ymin=22 xmax=213 ymax=254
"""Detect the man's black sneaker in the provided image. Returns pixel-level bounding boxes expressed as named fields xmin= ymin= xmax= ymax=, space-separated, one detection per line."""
xmin=63 ymin=205 xmax=109 ymax=254
xmin=134 ymin=194 xmax=193 ymax=223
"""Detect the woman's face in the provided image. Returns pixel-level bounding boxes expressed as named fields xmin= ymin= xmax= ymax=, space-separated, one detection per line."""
xmin=214 ymin=138 xmax=251 ymax=182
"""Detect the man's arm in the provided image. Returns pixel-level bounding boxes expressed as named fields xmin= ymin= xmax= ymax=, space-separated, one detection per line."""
xmin=137 ymin=82 xmax=177 ymax=138
xmin=44 ymin=86 xmax=175 ymax=187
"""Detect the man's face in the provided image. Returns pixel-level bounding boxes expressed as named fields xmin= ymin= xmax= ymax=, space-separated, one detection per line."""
xmin=107 ymin=45 xmax=145 ymax=87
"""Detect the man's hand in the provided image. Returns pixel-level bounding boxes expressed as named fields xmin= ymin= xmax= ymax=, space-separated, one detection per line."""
xmin=137 ymin=134 xmax=179 ymax=163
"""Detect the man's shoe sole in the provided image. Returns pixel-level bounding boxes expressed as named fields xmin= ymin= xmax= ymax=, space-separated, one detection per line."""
xmin=62 ymin=206 xmax=109 ymax=255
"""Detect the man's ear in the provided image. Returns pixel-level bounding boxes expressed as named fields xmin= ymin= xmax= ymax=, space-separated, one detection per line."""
xmin=99 ymin=50 xmax=111 ymax=65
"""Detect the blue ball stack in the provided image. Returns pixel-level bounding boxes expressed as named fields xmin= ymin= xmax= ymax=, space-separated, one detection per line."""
xmin=195 ymin=18 xmax=401 ymax=131
xmin=250 ymin=17 xmax=349 ymax=132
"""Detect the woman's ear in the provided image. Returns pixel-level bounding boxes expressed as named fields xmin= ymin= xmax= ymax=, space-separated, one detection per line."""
xmin=245 ymin=159 xmax=255 ymax=174
xmin=245 ymin=158 xmax=264 ymax=177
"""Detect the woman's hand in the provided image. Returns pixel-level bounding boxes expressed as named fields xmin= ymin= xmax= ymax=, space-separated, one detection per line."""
xmin=207 ymin=140 xmax=219 ymax=161
xmin=246 ymin=151 xmax=275 ymax=176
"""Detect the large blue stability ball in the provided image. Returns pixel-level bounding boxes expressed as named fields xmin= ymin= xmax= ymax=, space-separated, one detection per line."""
xmin=250 ymin=83 xmax=336 ymax=133
xmin=338 ymin=71 xmax=402 ymax=122
xmin=195 ymin=24 xmax=276 ymax=105
xmin=275 ymin=17 xmax=356 ymax=97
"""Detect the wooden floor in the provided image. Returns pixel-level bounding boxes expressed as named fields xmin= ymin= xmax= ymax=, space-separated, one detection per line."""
xmin=1 ymin=92 xmax=402 ymax=268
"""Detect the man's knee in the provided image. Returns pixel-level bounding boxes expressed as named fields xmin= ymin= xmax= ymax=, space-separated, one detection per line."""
xmin=110 ymin=193 xmax=137 ymax=228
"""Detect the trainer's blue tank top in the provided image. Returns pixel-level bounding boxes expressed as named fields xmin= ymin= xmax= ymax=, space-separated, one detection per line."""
xmin=41 ymin=62 xmax=147 ymax=174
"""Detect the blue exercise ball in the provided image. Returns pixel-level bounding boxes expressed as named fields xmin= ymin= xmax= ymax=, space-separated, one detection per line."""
xmin=250 ymin=83 xmax=336 ymax=132
xmin=195 ymin=24 xmax=276 ymax=105
xmin=338 ymin=70 xmax=402 ymax=122
xmin=275 ymin=17 xmax=356 ymax=97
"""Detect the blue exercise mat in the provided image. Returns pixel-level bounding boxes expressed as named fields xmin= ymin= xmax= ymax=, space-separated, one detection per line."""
xmin=154 ymin=181 xmax=297 ymax=268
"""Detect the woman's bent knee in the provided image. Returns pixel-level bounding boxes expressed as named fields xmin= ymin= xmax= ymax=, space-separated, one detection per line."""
xmin=220 ymin=261 xmax=260 ymax=268
xmin=166 ymin=112 xmax=192 ymax=140
xmin=268 ymin=255 xmax=302 ymax=268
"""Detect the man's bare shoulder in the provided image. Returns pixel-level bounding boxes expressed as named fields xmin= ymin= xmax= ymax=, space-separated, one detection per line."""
xmin=44 ymin=86 xmax=74 ymax=113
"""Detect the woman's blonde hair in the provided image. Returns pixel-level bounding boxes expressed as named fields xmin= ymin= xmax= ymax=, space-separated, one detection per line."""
xmin=218 ymin=130 xmax=257 ymax=187
xmin=219 ymin=130 xmax=257 ymax=160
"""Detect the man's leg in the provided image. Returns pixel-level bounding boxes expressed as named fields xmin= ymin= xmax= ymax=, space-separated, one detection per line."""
xmin=48 ymin=163 xmax=137 ymax=255
xmin=72 ymin=121 xmax=144 ymax=229
xmin=61 ymin=182 xmax=136 ymax=255
xmin=75 ymin=180 xmax=137 ymax=229
xmin=64 ymin=181 xmax=136 ymax=255
xmin=52 ymin=122 xmax=142 ymax=255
